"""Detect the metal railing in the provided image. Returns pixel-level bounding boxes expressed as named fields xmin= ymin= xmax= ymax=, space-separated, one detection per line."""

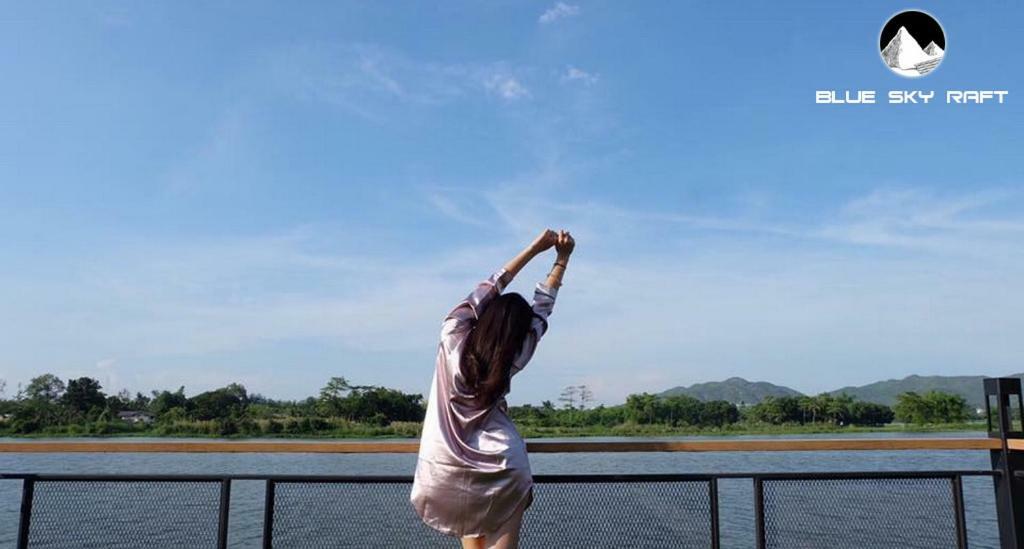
xmin=0 ymin=469 xmax=998 ymax=548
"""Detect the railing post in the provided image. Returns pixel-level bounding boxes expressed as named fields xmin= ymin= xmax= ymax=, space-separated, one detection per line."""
xmin=986 ymin=377 xmax=1024 ymax=549
xmin=753 ymin=477 xmax=765 ymax=549
xmin=217 ymin=478 xmax=231 ymax=549
xmin=952 ymin=475 xmax=968 ymax=549
xmin=709 ymin=478 xmax=720 ymax=549
xmin=16 ymin=477 xmax=34 ymax=549
xmin=262 ymin=479 xmax=276 ymax=549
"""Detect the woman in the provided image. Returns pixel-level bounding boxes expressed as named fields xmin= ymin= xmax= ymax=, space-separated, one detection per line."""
xmin=411 ymin=228 xmax=575 ymax=549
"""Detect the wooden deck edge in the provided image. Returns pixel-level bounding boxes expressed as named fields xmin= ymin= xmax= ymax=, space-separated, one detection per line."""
xmin=0 ymin=438 xmax=1004 ymax=454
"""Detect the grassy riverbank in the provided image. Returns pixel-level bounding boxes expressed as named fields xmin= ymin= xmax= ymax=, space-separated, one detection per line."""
xmin=517 ymin=421 xmax=985 ymax=438
xmin=0 ymin=420 xmax=986 ymax=439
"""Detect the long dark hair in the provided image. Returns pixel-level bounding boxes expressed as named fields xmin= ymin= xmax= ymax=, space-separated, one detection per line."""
xmin=459 ymin=292 xmax=534 ymax=407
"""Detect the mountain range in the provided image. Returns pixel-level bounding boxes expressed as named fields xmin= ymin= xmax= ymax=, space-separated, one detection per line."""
xmin=660 ymin=377 xmax=802 ymax=404
xmin=658 ymin=374 xmax=1023 ymax=410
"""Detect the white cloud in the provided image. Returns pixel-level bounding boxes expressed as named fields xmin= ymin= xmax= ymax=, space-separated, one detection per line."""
xmin=539 ymin=2 xmax=581 ymax=24
xmin=267 ymin=43 xmax=536 ymax=116
xmin=562 ymin=66 xmax=598 ymax=85
xmin=814 ymin=188 xmax=1024 ymax=255
xmin=162 ymin=102 xmax=252 ymax=194
xmin=484 ymin=74 xmax=531 ymax=100
xmin=424 ymin=189 xmax=492 ymax=228
xmin=271 ymin=44 xmax=466 ymax=113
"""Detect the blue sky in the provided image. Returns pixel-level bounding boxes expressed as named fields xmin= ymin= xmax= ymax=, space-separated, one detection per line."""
xmin=1 ymin=2 xmax=1022 ymax=405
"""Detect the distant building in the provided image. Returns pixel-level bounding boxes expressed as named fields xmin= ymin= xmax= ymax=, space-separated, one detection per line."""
xmin=0 ymin=413 xmax=11 ymax=422
xmin=118 ymin=411 xmax=155 ymax=424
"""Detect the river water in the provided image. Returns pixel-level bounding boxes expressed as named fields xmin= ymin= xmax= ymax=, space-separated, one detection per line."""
xmin=0 ymin=432 xmax=1002 ymax=548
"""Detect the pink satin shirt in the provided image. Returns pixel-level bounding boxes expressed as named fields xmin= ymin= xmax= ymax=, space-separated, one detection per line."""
xmin=410 ymin=268 xmax=558 ymax=537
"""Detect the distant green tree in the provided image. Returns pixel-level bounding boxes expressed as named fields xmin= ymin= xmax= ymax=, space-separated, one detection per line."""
xmin=342 ymin=386 xmax=424 ymax=423
xmin=924 ymin=391 xmax=969 ymax=423
xmin=61 ymin=377 xmax=106 ymax=417
xmin=315 ymin=378 xmax=423 ymax=423
xmin=812 ymin=395 xmax=831 ymax=424
xmin=621 ymin=393 xmax=739 ymax=427
xmin=25 ymin=374 xmax=65 ymax=403
xmin=848 ymin=401 xmax=895 ymax=426
xmin=701 ymin=400 xmax=740 ymax=426
xmin=625 ymin=393 xmax=658 ymax=424
xmin=320 ymin=377 xmax=353 ymax=399
xmin=108 ymin=389 xmax=151 ymax=412
xmin=660 ymin=395 xmax=702 ymax=426
xmin=150 ymin=387 xmax=189 ymax=416
xmin=827 ymin=393 xmax=855 ymax=425
xmin=894 ymin=391 xmax=968 ymax=424
xmin=559 ymin=386 xmax=579 ymax=410
xmin=190 ymin=384 xmax=249 ymax=421
xmin=797 ymin=396 xmax=815 ymax=423
xmin=12 ymin=374 xmax=68 ymax=429
xmin=748 ymin=396 xmax=802 ymax=424
xmin=317 ymin=377 xmax=354 ymax=417
xmin=577 ymin=385 xmax=593 ymax=410
xmin=160 ymin=406 xmax=188 ymax=423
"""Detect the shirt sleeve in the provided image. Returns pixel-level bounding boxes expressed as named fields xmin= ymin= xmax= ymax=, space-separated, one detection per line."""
xmin=440 ymin=268 xmax=508 ymax=352
xmin=510 ymin=280 xmax=558 ymax=377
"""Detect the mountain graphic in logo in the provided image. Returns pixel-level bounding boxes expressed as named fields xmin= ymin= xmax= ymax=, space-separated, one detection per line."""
xmin=924 ymin=42 xmax=944 ymax=56
xmin=879 ymin=11 xmax=946 ymax=77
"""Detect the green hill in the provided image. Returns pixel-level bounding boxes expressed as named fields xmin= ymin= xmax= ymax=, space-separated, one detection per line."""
xmin=658 ymin=377 xmax=803 ymax=405
xmin=658 ymin=373 xmax=1021 ymax=409
xmin=829 ymin=374 xmax=1024 ymax=410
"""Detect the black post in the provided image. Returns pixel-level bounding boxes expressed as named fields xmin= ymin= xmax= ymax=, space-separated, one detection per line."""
xmin=16 ymin=477 xmax=34 ymax=549
xmin=987 ymin=377 xmax=1024 ymax=549
xmin=262 ymin=479 xmax=276 ymax=549
xmin=217 ymin=479 xmax=231 ymax=549
xmin=709 ymin=478 xmax=720 ymax=549
xmin=754 ymin=477 xmax=765 ymax=549
xmin=952 ymin=475 xmax=968 ymax=549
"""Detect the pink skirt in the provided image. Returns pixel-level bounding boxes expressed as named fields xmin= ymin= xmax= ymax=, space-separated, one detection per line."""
xmin=410 ymin=457 xmax=534 ymax=537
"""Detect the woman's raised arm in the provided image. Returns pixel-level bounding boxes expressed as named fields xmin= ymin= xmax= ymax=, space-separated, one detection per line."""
xmin=544 ymin=230 xmax=574 ymax=289
xmin=441 ymin=229 xmax=561 ymax=344
xmin=499 ymin=229 xmax=559 ymax=286
xmin=511 ymin=230 xmax=574 ymax=376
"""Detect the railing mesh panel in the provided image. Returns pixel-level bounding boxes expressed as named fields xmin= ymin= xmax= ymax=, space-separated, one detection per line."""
xmin=761 ymin=477 xmax=960 ymax=549
xmin=270 ymin=481 xmax=450 ymax=548
xmin=26 ymin=480 xmax=222 ymax=548
xmin=522 ymin=481 xmax=714 ymax=548
xmin=270 ymin=479 xmax=713 ymax=548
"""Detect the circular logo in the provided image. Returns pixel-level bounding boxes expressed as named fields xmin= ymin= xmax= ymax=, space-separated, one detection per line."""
xmin=879 ymin=10 xmax=945 ymax=77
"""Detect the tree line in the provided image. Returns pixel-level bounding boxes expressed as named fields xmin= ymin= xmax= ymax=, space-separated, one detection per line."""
xmin=744 ymin=394 xmax=895 ymax=426
xmin=512 ymin=388 xmax=971 ymax=430
xmin=0 ymin=374 xmax=976 ymax=437
xmin=0 ymin=374 xmax=424 ymax=436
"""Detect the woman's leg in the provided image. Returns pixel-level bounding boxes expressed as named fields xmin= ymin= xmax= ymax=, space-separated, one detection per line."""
xmin=461 ymin=535 xmax=486 ymax=549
